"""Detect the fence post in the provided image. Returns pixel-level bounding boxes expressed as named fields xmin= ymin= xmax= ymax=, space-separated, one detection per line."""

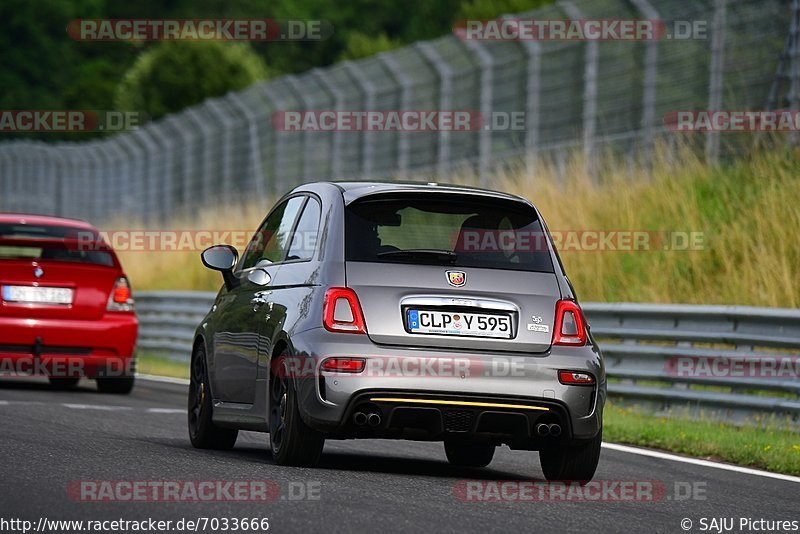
xmin=254 ymin=83 xmax=291 ymax=195
xmin=184 ymin=108 xmax=214 ymax=210
xmin=515 ymin=33 xmax=542 ymax=176
xmin=378 ymin=52 xmax=412 ymax=177
xmin=706 ymin=0 xmax=727 ymax=163
xmin=559 ymin=1 xmax=598 ymax=176
xmin=344 ymin=62 xmax=377 ymax=177
xmin=417 ymin=42 xmax=453 ymax=178
xmin=146 ymin=124 xmax=175 ymax=222
xmin=205 ymin=99 xmax=235 ymax=208
xmin=789 ymin=0 xmax=800 ymax=146
xmin=228 ymin=91 xmax=267 ymax=204
xmin=630 ymin=0 xmax=660 ymax=167
xmin=312 ymin=69 xmax=345 ymax=179
xmin=283 ymin=76 xmax=311 ymax=183
xmin=461 ymin=39 xmax=494 ymax=187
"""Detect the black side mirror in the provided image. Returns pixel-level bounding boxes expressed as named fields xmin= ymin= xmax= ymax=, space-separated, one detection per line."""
xmin=201 ymin=245 xmax=240 ymax=291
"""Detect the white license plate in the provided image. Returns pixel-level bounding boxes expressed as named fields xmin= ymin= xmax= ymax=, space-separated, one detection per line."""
xmin=2 ymin=285 xmax=74 ymax=305
xmin=407 ymin=309 xmax=513 ymax=339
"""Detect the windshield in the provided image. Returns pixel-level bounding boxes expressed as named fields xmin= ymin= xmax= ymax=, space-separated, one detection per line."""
xmin=345 ymin=195 xmax=555 ymax=273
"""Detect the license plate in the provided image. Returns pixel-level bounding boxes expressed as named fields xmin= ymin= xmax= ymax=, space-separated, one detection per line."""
xmin=407 ymin=309 xmax=513 ymax=339
xmin=2 ymin=285 xmax=74 ymax=305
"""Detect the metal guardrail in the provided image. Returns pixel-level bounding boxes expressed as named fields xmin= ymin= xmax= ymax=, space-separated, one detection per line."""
xmin=136 ymin=292 xmax=800 ymax=425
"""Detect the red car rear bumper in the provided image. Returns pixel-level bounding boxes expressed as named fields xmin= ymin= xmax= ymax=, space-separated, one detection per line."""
xmin=0 ymin=313 xmax=138 ymax=378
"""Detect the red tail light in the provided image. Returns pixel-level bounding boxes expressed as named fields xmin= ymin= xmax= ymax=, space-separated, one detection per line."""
xmin=552 ymin=299 xmax=586 ymax=346
xmin=323 ymin=287 xmax=366 ymax=334
xmin=321 ymin=357 xmax=366 ymax=373
xmin=107 ymin=277 xmax=135 ymax=312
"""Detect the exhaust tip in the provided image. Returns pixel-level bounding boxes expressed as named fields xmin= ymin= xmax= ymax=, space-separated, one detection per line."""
xmin=548 ymin=423 xmax=562 ymax=437
xmin=367 ymin=412 xmax=382 ymax=427
xmin=535 ymin=423 xmax=550 ymax=437
xmin=353 ymin=412 xmax=367 ymax=426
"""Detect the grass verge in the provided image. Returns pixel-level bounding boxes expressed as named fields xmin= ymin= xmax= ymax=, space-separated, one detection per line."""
xmin=604 ymin=403 xmax=800 ymax=475
xmin=136 ymin=352 xmax=189 ymax=380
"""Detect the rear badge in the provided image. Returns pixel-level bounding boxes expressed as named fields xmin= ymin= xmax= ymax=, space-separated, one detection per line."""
xmin=446 ymin=270 xmax=466 ymax=287
xmin=528 ymin=315 xmax=549 ymax=332
xmin=33 ymin=267 xmax=44 ymax=279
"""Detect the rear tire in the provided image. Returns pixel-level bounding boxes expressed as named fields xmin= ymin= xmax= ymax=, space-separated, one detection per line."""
xmin=269 ymin=352 xmax=325 ymax=466
xmin=96 ymin=375 xmax=134 ymax=394
xmin=48 ymin=377 xmax=80 ymax=389
xmin=188 ymin=344 xmax=238 ymax=450
xmin=539 ymin=429 xmax=602 ymax=483
xmin=444 ymin=439 xmax=496 ymax=467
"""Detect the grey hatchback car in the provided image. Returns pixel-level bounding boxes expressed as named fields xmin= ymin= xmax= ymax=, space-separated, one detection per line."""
xmin=189 ymin=181 xmax=605 ymax=481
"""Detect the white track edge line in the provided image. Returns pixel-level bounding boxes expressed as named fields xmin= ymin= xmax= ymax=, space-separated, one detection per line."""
xmin=603 ymin=442 xmax=800 ymax=483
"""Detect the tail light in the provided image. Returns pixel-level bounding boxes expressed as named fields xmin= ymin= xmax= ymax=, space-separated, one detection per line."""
xmin=107 ymin=277 xmax=135 ymax=312
xmin=558 ymin=370 xmax=595 ymax=385
xmin=552 ymin=299 xmax=586 ymax=346
xmin=323 ymin=287 xmax=366 ymax=334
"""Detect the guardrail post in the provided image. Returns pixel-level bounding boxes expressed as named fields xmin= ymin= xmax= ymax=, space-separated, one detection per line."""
xmin=559 ymin=1 xmax=598 ymax=178
xmin=416 ymin=42 xmax=453 ymax=178
xmin=706 ymin=0 xmax=727 ymax=163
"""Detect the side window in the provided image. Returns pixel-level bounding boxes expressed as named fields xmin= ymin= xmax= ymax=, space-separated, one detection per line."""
xmin=239 ymin=197 xmax=304 ymax=270
xmin=286 ymin=197 xmax=321 ymax=261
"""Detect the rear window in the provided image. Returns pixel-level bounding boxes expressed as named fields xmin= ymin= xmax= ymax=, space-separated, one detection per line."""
xmin=345 ymin=195 xmax=555 ymax=273
xmin=0 ymin=223 xmax=113 ymax=266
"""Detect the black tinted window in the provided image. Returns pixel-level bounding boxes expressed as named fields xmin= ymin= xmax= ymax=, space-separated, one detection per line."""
xmin=345 ymin=195 xmax=554 ymax=273
xmin=239 ymin=196 xmax=304 ymax=269
xmin=286 ymin=198 xmax=321 ymax=261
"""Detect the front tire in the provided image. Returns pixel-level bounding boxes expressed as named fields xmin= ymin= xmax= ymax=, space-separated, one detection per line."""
xmin=444 ymin=439 xmax=496 ymax=467
xmin=539 ymin=429 xmax=602 ymax=482
xmin=188 ymin=344 xmax=238 ymax=450
xmin=269 ymin=352 xmax=324 ymax=466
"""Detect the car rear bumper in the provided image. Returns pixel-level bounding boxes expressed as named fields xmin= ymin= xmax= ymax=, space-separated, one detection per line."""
xmin=289 ymin=327 xmax=605 ymax=444
xmin=0 ymin=314 xmax=138 ymax=377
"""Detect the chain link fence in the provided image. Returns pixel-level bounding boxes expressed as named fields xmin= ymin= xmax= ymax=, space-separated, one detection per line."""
xmin=0 ymin=0 xmax=796 ymax=224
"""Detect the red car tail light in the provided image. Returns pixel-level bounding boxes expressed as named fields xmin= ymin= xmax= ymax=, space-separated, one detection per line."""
xmin=552 ymin=299 xmax=587 ymax=346
xmin=323 ymin=287 xmax=366 ymax=334
xmin=107 ymin=277 xmax=135 ymax=312
xmin=321 ymin=357 xmax=366 ymax=373
xmin=558 ymin=370 xmax=595 ymax=385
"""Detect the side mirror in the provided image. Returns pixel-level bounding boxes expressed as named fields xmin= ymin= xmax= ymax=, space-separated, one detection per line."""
xmin=201 ymin=245 xmax=240 ymax=291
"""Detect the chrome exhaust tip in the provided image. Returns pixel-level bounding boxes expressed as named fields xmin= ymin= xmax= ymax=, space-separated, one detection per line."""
xmin=353 ymin=412 xmax=367 ymax=426
xmin=367 ymin=413 xmax=382 ymax=427
xmin=535 ymin=423 xmax=550 ymax=437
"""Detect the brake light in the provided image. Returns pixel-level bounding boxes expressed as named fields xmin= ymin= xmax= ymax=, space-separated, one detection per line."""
xmin=321 ymin=357 xmax=366 ymax=373
xmin=323 ymin=287 xmax=366 ymax=334
xmin=552 ymin=299 xmax=586 ymax=346
xmin=107 ymin=277 xmax=135 ymax=312
xmin=558 ymin=370 xmax=595 ymax=385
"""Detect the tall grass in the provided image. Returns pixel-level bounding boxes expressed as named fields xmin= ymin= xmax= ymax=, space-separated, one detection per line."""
xmin=117 ymin=145 xmax=800 ymax=307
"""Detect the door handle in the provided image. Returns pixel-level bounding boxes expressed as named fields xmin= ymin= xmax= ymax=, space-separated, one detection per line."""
xmin=250 ymin=295 xmax=269 ymax=306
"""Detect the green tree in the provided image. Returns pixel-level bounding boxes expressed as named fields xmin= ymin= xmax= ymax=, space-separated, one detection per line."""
xmin=114 ymin=41 xmax=269 ymax=120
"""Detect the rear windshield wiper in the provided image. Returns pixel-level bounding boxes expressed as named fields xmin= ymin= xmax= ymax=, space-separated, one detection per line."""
xmin=376 ymin=249 xmax=458 ymax=264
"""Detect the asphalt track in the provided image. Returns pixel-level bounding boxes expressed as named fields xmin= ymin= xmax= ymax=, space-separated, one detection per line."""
xmin=1 ymin=376 xmax=797 ymax=534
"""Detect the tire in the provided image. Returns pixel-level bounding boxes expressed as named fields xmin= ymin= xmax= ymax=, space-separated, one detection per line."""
xmin=269 ymin=352 xmax=324 ymax=466
xmin=539 ymin=429 xmax=602 ymax=483
xmin=49 ymin=377 xmax=80 ymax=389
xmin=188 ymin=344 xmax=238 ymax=450
xmin=444 ymin=439 xmax=496 ymax=467
xmin=96 ymin=375 xmax=134 ymax=394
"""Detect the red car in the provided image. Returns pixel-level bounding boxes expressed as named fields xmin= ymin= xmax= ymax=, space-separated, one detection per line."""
xmin=0 ymin=214 xmax=137 ymax=393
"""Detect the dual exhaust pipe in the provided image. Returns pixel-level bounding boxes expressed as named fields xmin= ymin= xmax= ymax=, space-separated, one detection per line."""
xmin=535 ymin=423 xmax=562 ymax=437
xmin=353 ymin=411 xmax=382 ymax=427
